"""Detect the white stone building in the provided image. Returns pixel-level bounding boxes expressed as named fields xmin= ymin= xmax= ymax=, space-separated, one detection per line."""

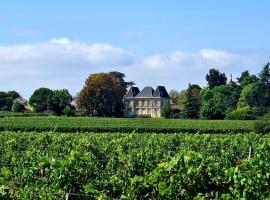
xmin=124 ymin=86 xmax=171 ymax=118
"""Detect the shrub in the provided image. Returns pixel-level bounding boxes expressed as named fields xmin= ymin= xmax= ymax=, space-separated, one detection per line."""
xmin=200 ymin=98 xmax=225 ymax=119
xmin=75 ymin=111 xmax=85 ymax=117
xmin=170 ymin=109 xmax=181 ymax=119
xmin=63 ymin=105 xmax=76 ymax=117
xmin=253 ymin=106 xmax=268 ymax=116
xmin=226 ymin=106 xmax=255 ymax=120
xmin=43 ymin=110 xmax=56 ymax=116
xmin=161 ymin=102 xmax=171 ymax=119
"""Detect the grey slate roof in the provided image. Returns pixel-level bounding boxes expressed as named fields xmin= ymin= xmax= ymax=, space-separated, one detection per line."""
xmin=126 ymin=87 xmax=140 ymax=97
xmin=125 ymin=86 xmax=170 ymax=98
xmin=153 ymin=86 xmax=170 ymax=98
xmin=136 ymin=87 xmax=155 ymax=97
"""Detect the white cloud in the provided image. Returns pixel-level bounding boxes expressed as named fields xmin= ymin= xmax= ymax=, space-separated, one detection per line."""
xmin=200 ymin=49 xmax=242 ymax=68
xmin=0 ymin=38 xmax=134 ymax=65
xmin=143 ymin=51 xmax=204 ymax=70
xmin=0 ymin=38 xmax=136 ymax=98
xmin=143 ymin=49 xmax=250 ymax=71
xmin=0 ymin=38 xmax=269 ymax=98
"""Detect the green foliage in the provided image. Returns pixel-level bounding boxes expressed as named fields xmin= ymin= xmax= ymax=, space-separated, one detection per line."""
xmin=63 ymin=105 xmax=76 ymax=117
xmin=237 ymin=70 xmax=259 ymax=87
xmin=29 ymin=88 xmax=54 ymax=112
xmin=181 ymin=84 xmax=200 ymax=119
xmin=254 ymin=112 xmax=270 ymax=133
xmin=200 ymin=85 xmax=242 ymax=120
xmin=1 ymin=132 xmax=270 ymax=199
xmin=254 ymin=120 xmax=270 ymax=134
xmin=200 ymin=98 xmax=224 ymax=119
xmin=206 ymin=68 xmax=227 ymax=89
xmin=253 ymin=106 xmax=268 ymax=116
xmin=0 ymin=92 xmax=13 ymax=111
xmin=170 ymin=109 xmax=181 ymax=119
xmin=0 ymin=111 xmax=51 ymax=118
xmin=173 ymin=85 xmax=201 ymax=110
xmin=226 ymin=106 xmax=256 ymax=120
xmin=241 ymin=64 xmax=270 ymax=113
xmin=29 ymin=88 xmax=73 ymax=115
xmin=161 ymin=101 xmax=171 ymax=118
xmin=6 ymin=91 xmax=21 ymax=100
xmin=238 ymin=82 xmax=269 ymax=115
xmin=43 ymin=110 xmax=57 ymax=116
xmin=259 ymin=62 xmax=270 ymax=87
xmin=238 ymin=83 xmax=257 ymax=108
xmin=200 ymin=89 xmax=225 ymax=119
xmin=0 ymin=117 xmax=254 ymax=133
xmin=50 ymin=89 xmax=73 ymax=115
xmin=11 ymin=101 xmax=25 ymax=113
xmin=213 ymin=85 xmax=240 ymax=110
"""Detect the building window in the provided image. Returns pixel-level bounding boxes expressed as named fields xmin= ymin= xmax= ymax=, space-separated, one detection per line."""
xmin=155 ymin=100 xmax=160 ymax=107
xmin=144 ymin=100 xmax=148 ymax=107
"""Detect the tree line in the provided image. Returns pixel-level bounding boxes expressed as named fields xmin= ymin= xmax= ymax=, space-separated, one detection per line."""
xmin=167 ymin=62 xmax=270 ymax=120
xmin=0 ymin=72 xmax=133 ymax=117
xmin=1 ymin=63 xmax=270 ymax=119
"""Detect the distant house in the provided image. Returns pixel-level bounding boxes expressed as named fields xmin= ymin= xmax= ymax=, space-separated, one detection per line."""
xmin=124 ymin=86 xmax=171 ymax=118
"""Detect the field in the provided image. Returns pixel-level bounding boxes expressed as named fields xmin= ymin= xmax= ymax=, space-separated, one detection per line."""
xmin=1 ymin=131 xmax=270 ymax=199
xmin=0 ymin=116 xmax=255 ymax=133
xmin=0 ymin=111 xmax=50 ymax=118
xmin=0 ymin=116 xmax=267 ymax=199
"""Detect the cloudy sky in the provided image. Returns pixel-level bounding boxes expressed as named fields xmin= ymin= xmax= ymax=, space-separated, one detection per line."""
xmin=1 ymin=1 xmax=270 ymax=98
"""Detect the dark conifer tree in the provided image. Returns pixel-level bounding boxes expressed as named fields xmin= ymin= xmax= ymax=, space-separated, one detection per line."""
xmin=181 ymin=84 xmax=200 ymax=119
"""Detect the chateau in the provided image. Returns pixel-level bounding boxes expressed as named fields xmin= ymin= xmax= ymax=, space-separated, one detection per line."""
xmin=124 ymin=86 xmax=171 ymax=118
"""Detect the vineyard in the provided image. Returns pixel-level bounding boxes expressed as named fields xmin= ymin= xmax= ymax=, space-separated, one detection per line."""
xmin=0 ymin=116 xmax=266 ymax=199
xmin=1 ymin=131 xmax=270 ymax=199
xmin=0 ymin=116 xmax=255 ymax=133
xmin=0 ymin=111 xmax=51 ymax=118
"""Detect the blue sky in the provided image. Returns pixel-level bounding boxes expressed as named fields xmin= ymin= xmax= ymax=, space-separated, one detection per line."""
xmin=1 ymin=0 xmax=270 ymax=98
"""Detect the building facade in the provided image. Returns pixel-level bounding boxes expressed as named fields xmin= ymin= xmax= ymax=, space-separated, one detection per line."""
xmin=124 ymin=86 xmax=171 ymax=118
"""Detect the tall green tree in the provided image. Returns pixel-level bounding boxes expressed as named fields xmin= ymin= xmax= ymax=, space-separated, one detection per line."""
xmin=29 ymin=88 xmax=53 ymax=112
xmin=237 ymin=83 xmax=267 ymax=115
xmin=213 ymin=85 xmax=240 ymax=112
xmin=237 ymin=71 xmax=250 ymax=84
xmin=181 ymin=84 xmax=201 ymax=119
xmin=200 ymin=89 xmax=225 ymax=119
xmin=237 ymin=70 xmax=258 ymax=87
xmin=50 ymin=89 xmax=73 ymax=115
xmin=206 ymin=69 xmax=227 ymax=89
xmin=0 ymin=92 xmax=8 ymax=111
xmin=0 ymin=92 xmax=13 ymax=111
xmin=30 ymin=88 xmax=73 ymax=114
xmin=6 ymin=91 xmax=21 ymax=100
xmin=238 ymin=83 xmax=260 ymax=108
xmin=176 ymin=85 xmax=202 ymax=108
xmin=259 ymin=63 xmax=270 ymax=87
